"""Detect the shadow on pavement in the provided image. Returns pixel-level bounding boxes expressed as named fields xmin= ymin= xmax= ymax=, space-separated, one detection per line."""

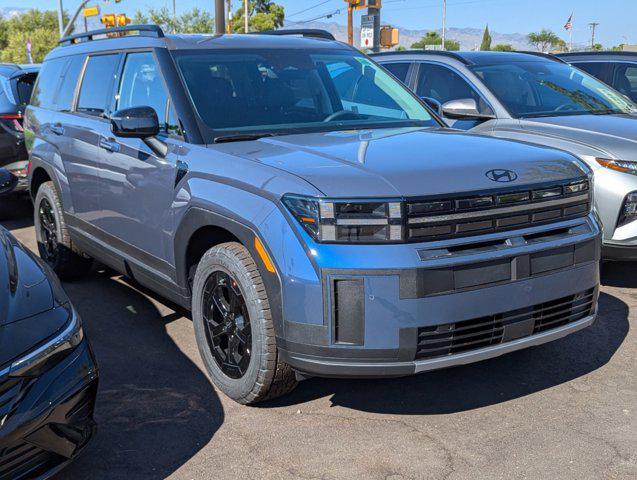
xmin=601 ymin=261 xmax=637 ymax=288
xmin=268 ymin=291 xmax=629 ymax=415
xmin=0 ymin=194 xmax=34 ymax=230
xmin=48 ymin=267 xmax=224 ymax=479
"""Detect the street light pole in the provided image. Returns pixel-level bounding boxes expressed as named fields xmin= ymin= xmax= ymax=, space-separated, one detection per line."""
xmin=57 ymin=0 xmax=65 ymax=36
xmin=441 ymin=0 xmax=446 ymax=51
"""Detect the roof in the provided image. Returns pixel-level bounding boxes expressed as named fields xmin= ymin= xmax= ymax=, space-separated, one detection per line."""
xmin=371 ymin=50 xmax=563 ymax=65
xmin=49 ymin=25 xmax=349 ymax=60
xmin=556 ymin=51 xmax=637 ymax=59
xmin=0 ymin=63 xmax=40 ymax=77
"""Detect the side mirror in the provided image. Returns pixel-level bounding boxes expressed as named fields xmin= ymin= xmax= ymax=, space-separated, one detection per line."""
xmin=420 ymin=96 xmax=443 ymax=116
xmin=442 ymin=98 xmax=495 ymax=120
xmin=111 ymin=106 xmax=160 ymax=138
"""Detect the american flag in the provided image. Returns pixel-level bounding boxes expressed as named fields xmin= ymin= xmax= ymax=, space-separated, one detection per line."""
xmin=564 ymin=13 xmax=573 ymax=31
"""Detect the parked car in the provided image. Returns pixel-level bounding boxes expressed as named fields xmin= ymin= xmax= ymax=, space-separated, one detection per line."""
xmin=0 ymin=226 xmax=98 ymax=479
xmin=0 ymin=63 xmax=39 ymax=196
xmin=26 ymin=26 xmax=600 ymax=404
xmin=0 ymin=167 xmax=18 ymax=197
xmin=557 ymin=51 xmax=637 ymax=103
xmin=373 ymin=50 xmax=637 ymax=260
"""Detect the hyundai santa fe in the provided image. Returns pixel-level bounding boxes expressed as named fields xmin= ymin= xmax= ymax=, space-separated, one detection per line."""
xmin=374 ymin=50 xmax=637 ymax=260
xmin=25 ymin=26 xmax=601 ymax=404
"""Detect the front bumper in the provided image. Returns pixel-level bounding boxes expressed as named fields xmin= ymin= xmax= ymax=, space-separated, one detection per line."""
xmin=0 ymin=339 xmax=98 ymax=480
xmin=275 ymin=215 xmax=601 ymax=378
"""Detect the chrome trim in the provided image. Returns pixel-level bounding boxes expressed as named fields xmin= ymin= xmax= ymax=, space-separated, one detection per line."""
xmin=336 ymin=218 xmax=389 ymax=226
xmin=408 ymin=193 xmax=590 ymax=225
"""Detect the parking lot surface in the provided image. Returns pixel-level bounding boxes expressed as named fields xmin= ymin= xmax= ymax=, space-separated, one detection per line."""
xmin=2 ymin=196 xmax=635 ymax=480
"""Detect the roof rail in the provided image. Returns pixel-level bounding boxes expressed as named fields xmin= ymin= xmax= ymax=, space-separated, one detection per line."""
xmin=557 ymin=50 xmax=637 ymax=57
xmin=516 ymin=51 xmax=566 ymax=63
xmin=257 ymin=29 xmax=335 ymax=41
xmin=59 ymin=24 xmax=165 ymax=46
xmin=370 ymin=50 xmax=471 ymax=65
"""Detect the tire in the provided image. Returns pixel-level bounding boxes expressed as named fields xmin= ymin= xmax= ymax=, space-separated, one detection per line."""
xmin=192 ymin=242 xmax=297 ymax=405
xmin=33 ymin=181 xmax=93 ymax=280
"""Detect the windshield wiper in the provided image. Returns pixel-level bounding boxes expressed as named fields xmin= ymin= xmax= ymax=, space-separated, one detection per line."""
xmin=213 ymin=133 xmax=277 ymax=144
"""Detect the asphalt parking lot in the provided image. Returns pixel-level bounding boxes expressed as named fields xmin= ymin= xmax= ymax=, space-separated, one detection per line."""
xmin=1 ymin=196 xmax=635 ymax=480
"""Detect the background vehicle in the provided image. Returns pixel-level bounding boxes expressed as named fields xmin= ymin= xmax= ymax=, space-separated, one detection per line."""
xmin=0 ymin=64 xmax=39 ymax=197
xmin=556 ymin=51 xmax=637 ymax=103
xmin=0 ymin=226 xmax=98 ymax=480
xmin=0 ymin=168 xmax=18 ymax=198
xmin=373 ymin=50 xmax=637 ymax=260
xmin=26 ymin=26 xmax=600 ymax=405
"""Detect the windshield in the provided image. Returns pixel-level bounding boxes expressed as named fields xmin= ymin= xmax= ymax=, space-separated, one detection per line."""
xmin=174 ymin=49 xmax=436 ymax=139
xmin=471 ymin=61 xmax=636 ymax=118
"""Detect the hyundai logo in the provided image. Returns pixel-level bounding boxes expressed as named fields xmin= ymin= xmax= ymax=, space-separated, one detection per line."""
xmin=486 ymin=169 xmax=518 ymax=183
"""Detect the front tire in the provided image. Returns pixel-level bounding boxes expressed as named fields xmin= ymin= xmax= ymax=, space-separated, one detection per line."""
xmin=34 ymin=181 xmax=93 ymax=280
xmin=192 ymin=242 xmax=297 ymax=405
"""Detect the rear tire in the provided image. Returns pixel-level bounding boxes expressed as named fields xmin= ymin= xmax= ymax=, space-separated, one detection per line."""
xmin=192 ymin=242 xmax=297 ymax=405
xmin=34 ymin=181 xmax=93 ymax=280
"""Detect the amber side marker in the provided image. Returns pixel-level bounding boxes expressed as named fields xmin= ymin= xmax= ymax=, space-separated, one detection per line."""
xmin=254 ymin=237 xmax=276 ymax=273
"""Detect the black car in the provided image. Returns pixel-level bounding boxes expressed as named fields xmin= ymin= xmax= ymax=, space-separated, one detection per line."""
xmin=0 ymin=63 xmax=39 ymax=194
xmin=557 ymin=51 xmax=637 ymax=103
xmin=0 ymin=168 xmax=18 ymax=197
xmin=0 ymin=226 xmax=98 ymax=479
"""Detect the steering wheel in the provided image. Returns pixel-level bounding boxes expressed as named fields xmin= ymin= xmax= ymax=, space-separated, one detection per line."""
xmin=555 ymin=103 xmax=578 ymax=112
xmin=323 ymin=110 xmax=358 ymax=122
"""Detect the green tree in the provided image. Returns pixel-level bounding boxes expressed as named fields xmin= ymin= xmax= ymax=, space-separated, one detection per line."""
xmin=492 ymin=43 xmax=514 ymax=51
xmin=480 ymin=25 xmax=492 ymax=51
xmin=229 ymin=1 xmax=284 ymax=33
xmin=527 ymin=29 xmax=563 ymax=52
xmin=0 ymin=10 xmax=68 ymax=63
xmin=411 ymin=31 xmax=460 ymax=51
xmin=133 ymin=7 xmax=214 ymax=34
xmin=592 ymin=43 xmax=604 ymax=51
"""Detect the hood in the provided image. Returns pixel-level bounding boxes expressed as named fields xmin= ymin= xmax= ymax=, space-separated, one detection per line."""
xmin=0 ymin=228 xmax=55 ymax=326
xmin=214 ymin=127 xmax=588 ymax=198
xmin=522 ymin=113 xmax=637 ymax=160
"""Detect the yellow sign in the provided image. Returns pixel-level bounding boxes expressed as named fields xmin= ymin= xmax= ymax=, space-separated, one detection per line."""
xmin=83 ymin=6 xmax=100 ymax=18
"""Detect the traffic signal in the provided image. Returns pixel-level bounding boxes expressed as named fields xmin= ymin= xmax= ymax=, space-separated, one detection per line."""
xmin=116 ymin=14 xmax=131 ymax=27
xmin=101 ymin=13 xmax=116 ymax=28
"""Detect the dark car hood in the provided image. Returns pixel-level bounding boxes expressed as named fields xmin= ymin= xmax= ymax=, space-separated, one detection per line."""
xmin=522 ymin=113 xmax=637 ymax=158
xmin=0 ymin=228 xmax=55 ymax=326
xmin=213 ymin=127 xmax=588 ymax=197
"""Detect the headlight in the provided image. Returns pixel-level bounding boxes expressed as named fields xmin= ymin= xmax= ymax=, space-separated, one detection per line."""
xmin=596 ymin=158 xmax=637 ymax=175
xmin=283 ymin=194 xmax=403 ymax=243
xmin=8 ymin=308 xmax=84 ymax=377
xmin=618 ymin=192 xmax=637 ymax=228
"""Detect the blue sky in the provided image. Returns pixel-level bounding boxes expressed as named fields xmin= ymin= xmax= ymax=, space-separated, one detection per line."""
xmin=2 ymin=0 xmax=634 ymax=47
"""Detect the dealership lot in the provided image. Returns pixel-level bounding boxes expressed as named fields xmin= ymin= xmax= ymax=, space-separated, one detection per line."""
xmin=1 ymin=196 xmax=634 ymax=480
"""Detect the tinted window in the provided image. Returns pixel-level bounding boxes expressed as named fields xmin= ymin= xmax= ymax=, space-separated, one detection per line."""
xmin=54 ymin=55 xmax=85 ymax=112
xmin=573 ymin=62 xmax=608 ymax=82
xmin=382 ymin=62 xmax=411 ymax=83
xmin=612 ymin=62 xmax=637 ymax=102
xmin=417 ymin=63 xmax=480 ymax=105
xmin=15 ymin=73 xmax=37 ymax=106
xmin=30 ymin=58 xmax=66 ymax=109
xmin=117 ymin=52 xmax=168 ymax=127
xmin=472 ymin=61 xmax=635 ymax=118
xmin=175 ymin=49 xmax=433 ymax=138
xmin=77 ymin=54 xmax=120 ymax=116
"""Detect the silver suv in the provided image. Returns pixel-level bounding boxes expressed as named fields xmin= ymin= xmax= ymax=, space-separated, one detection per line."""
xmin=374 ymin=51 xmax=637 ymax=260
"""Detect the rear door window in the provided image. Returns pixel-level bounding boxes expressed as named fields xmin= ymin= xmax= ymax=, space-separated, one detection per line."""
xmin=77 ymin=54 xmax=120 ymax=117
xmin=381 ymin=62 xmax=411 ymax=84
xmin=572 ymin=62 xmax=610 ymax=83
xmin=611 ymin=62 xmax=637 ymax=102
xmin=54 ymin=55 xmax=86 ymax=112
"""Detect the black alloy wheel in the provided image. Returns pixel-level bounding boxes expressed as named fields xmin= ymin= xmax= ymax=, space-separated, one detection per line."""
xmin=202 ymin=271 xmax=252 ymax=379
xmin=38 ymin=198 xmax=58 ymax=263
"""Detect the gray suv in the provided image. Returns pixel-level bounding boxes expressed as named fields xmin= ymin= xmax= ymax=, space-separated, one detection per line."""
xmin=374 ymin=51 xmax=637 ymax=260
xmin=26 ymin=26 xmax=600 ymax=404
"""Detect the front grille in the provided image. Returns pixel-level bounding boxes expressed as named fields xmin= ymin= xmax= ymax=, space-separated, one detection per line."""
xmin=0 ymin=442 xmax=62 ymax=480
xmin=415 ymin=288 xmax=595 ymax=360
xmin=407 ymin=178 xmax=590 ymax=242
xmin=0 ymin=378 xmax=24 ymax=422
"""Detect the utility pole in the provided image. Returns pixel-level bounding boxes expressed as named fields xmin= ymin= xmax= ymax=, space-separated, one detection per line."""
xmin=244 ymin=0 xmax=249 ymax=33
xmin=368 ymin=1 xmax=381 ymax=53
xmin=215 ymin=0 xmax=226 ymax=35
xmin=347 ymin=3 xmax=353 ymax=46
xmin=172 ymin=0 xmax=177 ymax=34
xmin=589 ymin=22 xmax=599 ymax=50
xmin=57 ymin=0 xmax=65 ymax=36
xmin=226 ymin=0 xmax=232 ymax=33
xmin=441 ymin=0 xmax=446 ymax=51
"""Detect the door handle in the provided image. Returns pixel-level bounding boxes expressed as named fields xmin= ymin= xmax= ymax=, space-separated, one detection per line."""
xmin=99 ymin=137 xmax=120 ymax=153
xmin=50 ymin=124 xmax=64 ymax=136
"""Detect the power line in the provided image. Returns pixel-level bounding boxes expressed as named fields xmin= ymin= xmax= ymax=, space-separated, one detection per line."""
xmin=288 ymin=8 xmax=344 ymax=25
xmin=287 ymin=0 xmax=335 ymax=19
